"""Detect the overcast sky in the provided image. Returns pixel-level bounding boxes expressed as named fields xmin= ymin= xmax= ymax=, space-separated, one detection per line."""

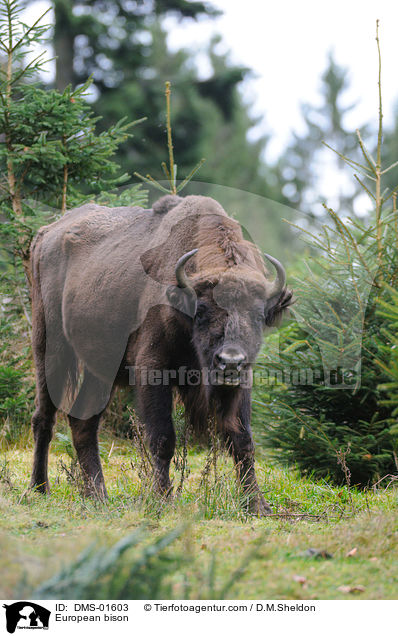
xmin=165 ymin=0 xmax=398 ymax=160
xmin=27 ymin=0 xmax=398 ymax=164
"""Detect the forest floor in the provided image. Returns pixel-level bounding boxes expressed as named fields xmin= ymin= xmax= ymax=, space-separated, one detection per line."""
xmin=0 ymin=428 xmax=397 ymax=600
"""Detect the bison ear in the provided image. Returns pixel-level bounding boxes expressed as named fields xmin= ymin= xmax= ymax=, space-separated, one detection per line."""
xmin=265 ymin=287 xmax=294 ymax=327
xmin=166 ymin=285 xmax=197 ymax=318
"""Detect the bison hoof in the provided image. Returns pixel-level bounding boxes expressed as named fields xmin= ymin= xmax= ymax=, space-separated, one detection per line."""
xmin=83 ymin=483 xmax=108 ymax=501
xmin=154 ymin=484 xmax=173 ymax=500
xmin=247 ymin=493 xmax=272 ymax=517
xmin=29 ymin=481 xmax=50 ymax=494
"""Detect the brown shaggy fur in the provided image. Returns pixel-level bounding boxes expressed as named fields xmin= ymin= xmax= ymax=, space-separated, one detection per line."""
xmin=29 ymin=194 xmax=292 ymax=514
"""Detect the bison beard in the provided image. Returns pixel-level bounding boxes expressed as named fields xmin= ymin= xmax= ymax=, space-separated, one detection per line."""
xmin=29 ymin=194 xmax=293 ymax=516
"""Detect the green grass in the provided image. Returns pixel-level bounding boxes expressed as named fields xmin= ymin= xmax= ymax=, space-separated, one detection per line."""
xmin=0 ymin=428 xmax=397 ymax=600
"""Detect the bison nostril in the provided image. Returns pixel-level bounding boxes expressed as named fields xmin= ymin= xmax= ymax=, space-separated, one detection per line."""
xmin=214 ymin=353 xmax=226 ymax=370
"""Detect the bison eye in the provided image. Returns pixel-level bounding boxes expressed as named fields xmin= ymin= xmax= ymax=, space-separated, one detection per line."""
xmin=195 ymin=303 xmax=209 ymax=324
xmin=251 ymin=309 xmax=265 ymax=326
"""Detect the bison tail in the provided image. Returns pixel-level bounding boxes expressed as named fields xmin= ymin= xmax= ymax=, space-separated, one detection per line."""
xmin=64 ymin=345 xmax=81 ymax=405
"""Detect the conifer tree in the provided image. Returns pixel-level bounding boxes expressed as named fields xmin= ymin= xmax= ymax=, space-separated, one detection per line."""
xmin=278 ymin=53 xmax=369 ymax=218
xmin=254 ymin=24 xmax=398 ymax=486
xmin=0 ymin=0 xmax=144 ymax=291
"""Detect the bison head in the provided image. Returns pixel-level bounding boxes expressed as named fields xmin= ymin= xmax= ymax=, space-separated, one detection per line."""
xmin=167 ymin=250 xmax=292 ymax=388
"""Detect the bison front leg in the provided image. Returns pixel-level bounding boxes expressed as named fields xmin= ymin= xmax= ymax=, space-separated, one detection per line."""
xmin=137 ymin=383 xmax=175 ymax=497
xmin=68 ymin=371 xmax=110 ymax=500
xmin=69 ymin=414 xmax=107 ymax=499
xmin=227 ymin=389 xmax=271 ymax=517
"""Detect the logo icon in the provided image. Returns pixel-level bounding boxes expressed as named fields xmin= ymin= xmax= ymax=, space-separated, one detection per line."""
xmin=2 ymin=602 xmax=50 ymax=634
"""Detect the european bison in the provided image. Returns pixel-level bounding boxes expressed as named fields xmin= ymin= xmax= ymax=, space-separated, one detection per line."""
xmin=30 ymin=194 xmax=292 ymax=514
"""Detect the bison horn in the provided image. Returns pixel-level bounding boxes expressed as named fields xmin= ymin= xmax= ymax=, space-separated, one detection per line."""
xmin=175 ymin=248 xmax=198 ymax=289
xmin=264 ymin=252 xmax=286 ymax=298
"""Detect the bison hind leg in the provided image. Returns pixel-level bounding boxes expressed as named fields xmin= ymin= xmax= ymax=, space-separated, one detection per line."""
xmin=30 ymin=343 xmax=78 ymax=493
xmin=30 ymin=398 xmax=57 ymax=494
xmin=30 ymin=362 xmax=62 ymax=494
